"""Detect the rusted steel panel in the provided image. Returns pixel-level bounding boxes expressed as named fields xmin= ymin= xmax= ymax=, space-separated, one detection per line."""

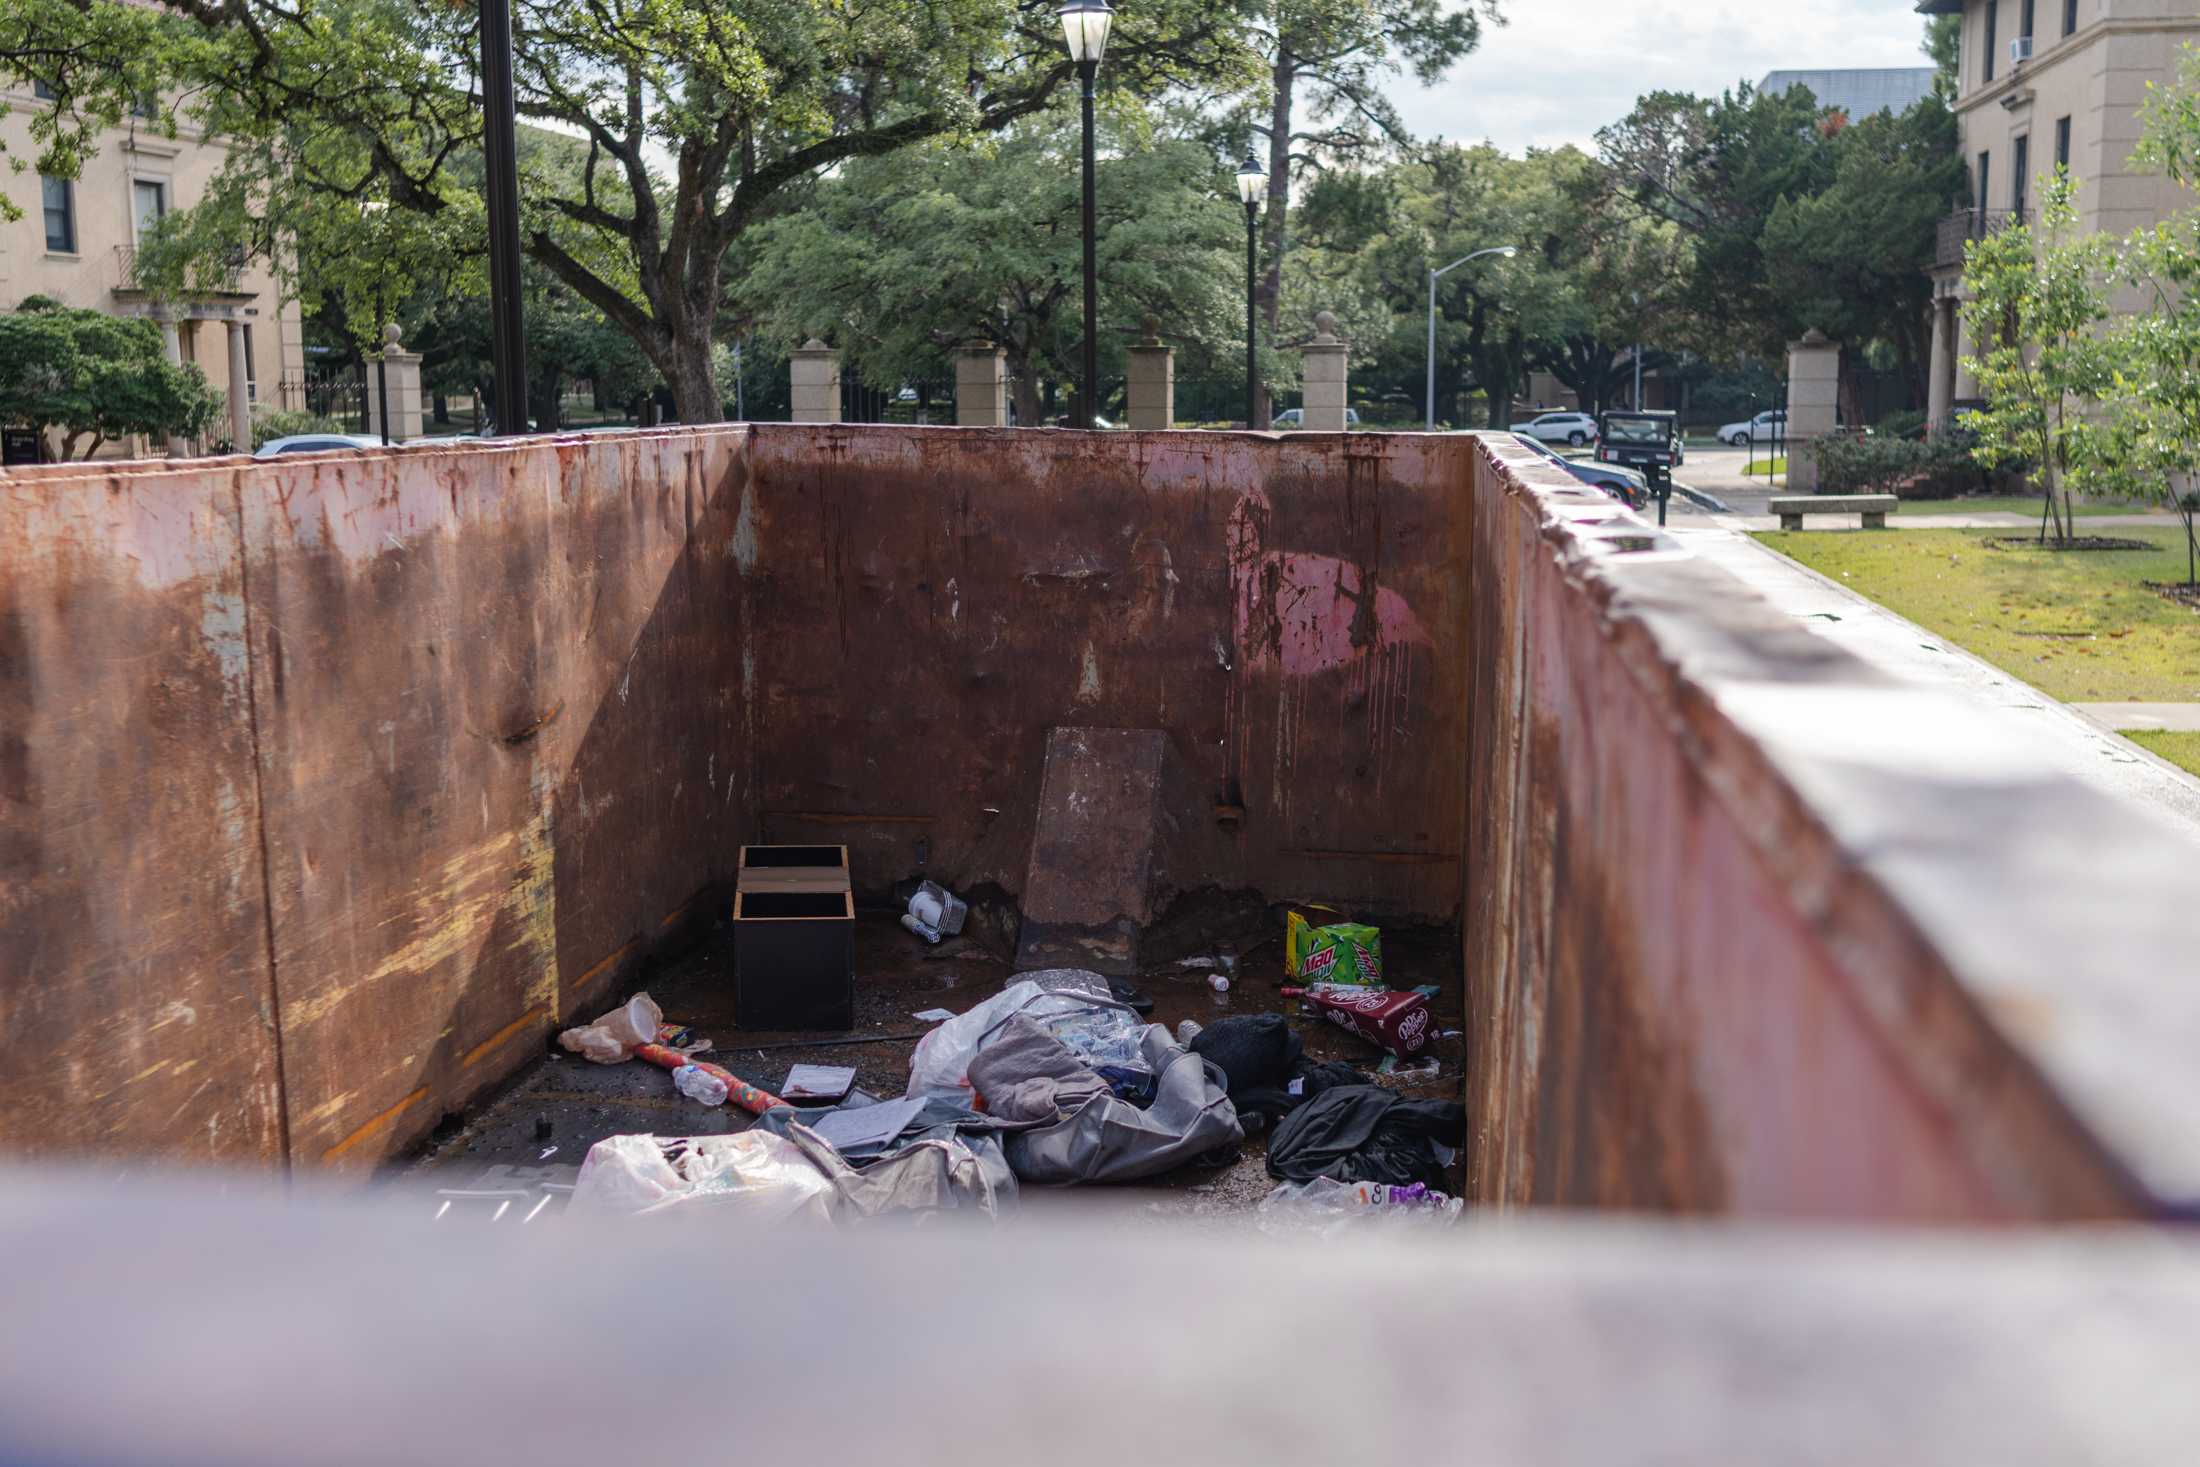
xmin=0 ymin=461 xmax=284 ymax=1163
xmin=233 ymin=429 xmax=753 ymax=1169
xmin=1463 ymin=435 xmax=2173 ymax=1220
xmin=740 ymin=426 xmax=1476 ymax=923
xmin=1015 ymin=727 xmax=1168 ymax=974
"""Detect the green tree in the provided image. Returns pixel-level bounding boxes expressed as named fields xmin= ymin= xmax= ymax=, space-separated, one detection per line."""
xmin=1761 ymin=98 xmax=1966 ymax=410
xmin=1598 ymin=83 xmax=1839 ymax=361
xmin=1245 ymin=0 xmax=1497 ymax=422
xmin=1960 ymin=171 xmax=2129 ymax=546
xmin=736 ymin=108 xmax=1247 ymax=425
xmin=0 ymin=0 xmax=1261 ymax=424
xmin=0 ymin=297 xmax=223 ymax=459
xmin=1925 ymin=13 xmax=1962 ymax=103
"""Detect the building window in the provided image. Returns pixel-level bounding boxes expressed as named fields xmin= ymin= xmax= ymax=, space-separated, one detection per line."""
xmin=2056 ymin=116 xmax=2072 ymax=171
xmin=2012 ymin=135 xmax=2030 ymax=219
xmin=243 ymin=325 xmax=257 ymax=403
xmin=41 ymin=174 xmax=75 ymax=254
xmin=32 ymin=79 xmax=54 ymax=100
xmin=1985 ymin=0 xmax=1999 ymax=83
xmin=2064 ymin=0 xmax=2078 ymax=37
xmin=2020 ymin=0 xmax=2035 ymax=42
xmin=1977 ymin=150 xmax=1993 ymax=215
xmin=131 ymin=178 xmax=167 ymax=241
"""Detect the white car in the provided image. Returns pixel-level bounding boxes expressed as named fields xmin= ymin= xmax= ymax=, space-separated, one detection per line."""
xmin=1718 ymin=410 xmax=1786 ymax=447
xmin=1272 ymin=408 xmax=1362 ymax=428
xmin=254 ymin=432 xmax=387 ymax=458
xmin=1509 ymin=411 xmax=1599 ymax=448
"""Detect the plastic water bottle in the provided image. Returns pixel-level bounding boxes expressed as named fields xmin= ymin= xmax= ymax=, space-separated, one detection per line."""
xmin=672 ymin=1065 xmax=728 ymax=1106
xmin=901 ymin=912 xmax=943 ymax=944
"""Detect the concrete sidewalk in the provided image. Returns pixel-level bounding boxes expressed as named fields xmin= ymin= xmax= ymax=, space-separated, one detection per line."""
xmin=2075 ymin=704 xmax=2200 ymax=733
xmin=1668 ymin=526 xmax=2200 ymax=836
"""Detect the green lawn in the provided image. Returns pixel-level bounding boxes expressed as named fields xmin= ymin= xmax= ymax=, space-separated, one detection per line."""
xmin=1742 ymin=457 xmax=1788 ymax=477
xmin=1902 ymin=496 xmax=2166 ymax=520
xmin=2127 ymin=731 xmax=2200 ymax=778
xmin=1757 ymin=527 xmax=2200 ymax=703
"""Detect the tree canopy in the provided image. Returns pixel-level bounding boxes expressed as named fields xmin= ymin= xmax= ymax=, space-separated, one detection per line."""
xmin=0 ymin=298 xmax=224 ymax=459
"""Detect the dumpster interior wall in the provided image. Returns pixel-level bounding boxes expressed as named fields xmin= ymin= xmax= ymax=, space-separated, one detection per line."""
xmin=3 ymin=426 xmax=2193 ymax=1222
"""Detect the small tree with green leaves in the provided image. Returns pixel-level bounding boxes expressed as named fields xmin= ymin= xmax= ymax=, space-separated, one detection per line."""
xmin=0 ymin=297 xmax=223 ymax=460
xmin=1960 ymin=170 xmax=2130 ymax=546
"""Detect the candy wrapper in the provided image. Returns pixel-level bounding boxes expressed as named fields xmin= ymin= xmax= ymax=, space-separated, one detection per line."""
xmin=1295 ymin=986 xmax=1432 ymax=1058
xmin=1284 ymin=911 xmax=1385 ymax=988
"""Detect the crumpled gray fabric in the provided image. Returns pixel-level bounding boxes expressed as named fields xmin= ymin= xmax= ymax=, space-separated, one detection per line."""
xmin=751 ymin=1098 xmax=1019 ymax=1212
xmin=772 ymin=1120 xmax=1016 ymax=1220
xmin=968 ymin=1014 xmax=1111 ymax=1126
xmin=1005 ymin=1025 xmax=1243 ymax=1186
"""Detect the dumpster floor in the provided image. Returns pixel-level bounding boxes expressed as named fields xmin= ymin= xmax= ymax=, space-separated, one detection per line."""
xmin=398 ymin=895 xmax=1467 ymax=1222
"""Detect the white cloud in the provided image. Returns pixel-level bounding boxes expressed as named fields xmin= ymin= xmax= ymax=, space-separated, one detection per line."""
xmin=1394 ymin=0 xmax=1940 ymax=156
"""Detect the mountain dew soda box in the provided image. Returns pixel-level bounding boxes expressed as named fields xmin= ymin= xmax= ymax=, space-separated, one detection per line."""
xmin=1285 ymin=911 xmax=1385 ymax=988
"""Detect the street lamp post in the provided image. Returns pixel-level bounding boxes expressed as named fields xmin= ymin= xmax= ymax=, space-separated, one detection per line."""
xmin=1235 ymin=155 xmax=1268 ymax=430
xmin=1060 ymin=1 xmax=1113 ymax=430
xmin=481 ymin=0 xmax=528 ymax=436
xmin=1424 ymin=245 xmax=1518 ymax=431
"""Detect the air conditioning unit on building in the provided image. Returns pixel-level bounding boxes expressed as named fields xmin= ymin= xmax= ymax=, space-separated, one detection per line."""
xmin=2011 ymin=36 xmax=2035 ymax=64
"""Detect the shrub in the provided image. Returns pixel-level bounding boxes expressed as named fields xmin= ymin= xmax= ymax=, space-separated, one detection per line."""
xmin=251 ymin=409 xmax=344 ymax=450
xmin=1874 ymin=408 xmax=1929 ymax=440
xmin=1805 ymin=430 xmax=1989 ymax=499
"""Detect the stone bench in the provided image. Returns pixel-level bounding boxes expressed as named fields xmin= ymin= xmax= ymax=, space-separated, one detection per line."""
xmin=1770 ymin=494 xmax=1898 ymax=530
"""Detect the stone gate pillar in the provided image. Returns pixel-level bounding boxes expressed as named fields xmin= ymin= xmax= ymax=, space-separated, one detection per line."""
xmin=790 ymin=338 xmax=842 ymax=424
xmin=1785 ymin=329 xmax=1842 ymax=493
xmin=1298 ymin=311 xmax=1349 ymax=432
xmin=1125 ymin=318 xmax=1175 ymax=431
xmin=955 ymin=342 xmax=1009 ymax=427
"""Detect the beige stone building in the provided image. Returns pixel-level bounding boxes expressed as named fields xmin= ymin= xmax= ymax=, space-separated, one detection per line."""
xmin=1920 ymin=0 xmax=2200 ymax=424
xmin=0 ymin=82 xmax=306 ymax=457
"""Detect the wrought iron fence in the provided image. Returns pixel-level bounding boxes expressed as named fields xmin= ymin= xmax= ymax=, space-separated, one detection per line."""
xmin=279 ymin=367 xmax=367 ymax=427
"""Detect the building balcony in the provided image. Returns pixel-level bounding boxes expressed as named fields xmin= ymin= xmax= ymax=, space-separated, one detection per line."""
xmin=111 ymin=243 xmax=247 ymax=297
xmin=1934 ymin=208 xmax=2026 ymax=272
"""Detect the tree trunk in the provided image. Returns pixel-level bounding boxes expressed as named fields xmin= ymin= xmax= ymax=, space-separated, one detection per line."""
xmin=1010 ymin=363 xmax=1043 ymax=428
xmin=1257 ymin=49 xmax=1295 ymax=432
xmin=1486 ymin=387 xmax=1514 ymax=428
xmin=666 ymin=325 xmax=721 ymax=426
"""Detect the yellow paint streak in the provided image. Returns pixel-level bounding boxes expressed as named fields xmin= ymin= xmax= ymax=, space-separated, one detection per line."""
xmin=323 ymin=1087 xmax=427 ymax=1160
xmin=462 ymin=1006 xmax=547 ymax=1069
xmin=513 ymin=764 xmax=561 ymax=1016
xmin=129 ymin=1061 xmax=173 ymax=1083
xmin=569 ymin=938 xmax=640 ymax=999
xmin=658 ymin=900 xmax=694 ymax=931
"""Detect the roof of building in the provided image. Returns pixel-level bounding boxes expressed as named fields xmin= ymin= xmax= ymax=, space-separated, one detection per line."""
xmin=1759 ymin=67 xmax=1939 ymax=119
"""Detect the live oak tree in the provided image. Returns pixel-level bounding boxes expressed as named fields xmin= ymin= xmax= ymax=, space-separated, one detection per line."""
xmin=735 ymin=106 xmax=1247 ymax=427
xmin=0 ymin=0 xmax=1259 ymax=424
xmin=0 ymin=297 xmax=223 ymax=459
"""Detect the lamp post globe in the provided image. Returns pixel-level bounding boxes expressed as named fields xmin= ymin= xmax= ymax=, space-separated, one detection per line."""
xmin=1236 ymin=154 xmax=1268 ymax=429
xmin=1062 ymin=0 xmax=1114 ymax=428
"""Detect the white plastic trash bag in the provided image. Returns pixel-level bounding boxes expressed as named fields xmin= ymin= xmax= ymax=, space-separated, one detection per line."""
xmin=558 ymin=992 xmax=664 ymax=1065
xmin=907 ymin=975 xmax=1148 ymax=1101
xmin=569 ymin=1132 xmax=835 ymax=1222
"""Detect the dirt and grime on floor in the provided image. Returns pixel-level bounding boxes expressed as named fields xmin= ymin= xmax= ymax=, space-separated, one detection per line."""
xmin=400 ymin=892 xmax=1467 ymax=1224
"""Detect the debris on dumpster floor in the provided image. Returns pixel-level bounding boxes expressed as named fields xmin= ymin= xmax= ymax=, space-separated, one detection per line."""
xmin=1288 ymin=985 xmax=1434 ymax=1059
xmin=407 ymin=899 xmax=1470 ymax=1226
xmin=1266 ymin=1085 xmax=1467 ymax=1191
xmin=1284 ymin=909 xmax=1385 ymax=988
xmin=900 ymin=879 xmax=969 ymax=945
xmin=1256 ymin=1177 xmax=1463 ymax=1235
xmin=672 ymin=1064 xmax=729 ymax=1106
xmin=782 ymin=1064 xmax=858 ymax=1104
xmin=558 ymin=993 xmax=664 ymax=1064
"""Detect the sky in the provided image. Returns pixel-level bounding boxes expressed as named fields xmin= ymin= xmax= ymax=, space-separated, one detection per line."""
xmin=1392 ymin=0 xmax=1941 ymax=156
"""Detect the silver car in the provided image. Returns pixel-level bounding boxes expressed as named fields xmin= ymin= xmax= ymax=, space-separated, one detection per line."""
xmin=1508 ymin=411 xmax=1599 ymax=448
xmin=253 ymin=433 xmax=387 ymax=459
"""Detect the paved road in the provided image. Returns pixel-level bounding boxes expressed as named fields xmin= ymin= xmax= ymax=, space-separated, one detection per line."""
xmin=2075 ymin=704 xmax=2200 ymax=734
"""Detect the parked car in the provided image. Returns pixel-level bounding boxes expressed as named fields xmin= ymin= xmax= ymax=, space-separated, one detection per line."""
xmin=254 ymin=433 xmax=387 ymax=459
xmin=1510 ymin=432 xmax=1648 ymax=511
xmin=1509 ymin=411 xmax=1600 ymax=448
xmin=1272 ymin=408 xmax=1362 ymax=428
xmin=1717 ymin=409 xmax=1786 ymax=447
